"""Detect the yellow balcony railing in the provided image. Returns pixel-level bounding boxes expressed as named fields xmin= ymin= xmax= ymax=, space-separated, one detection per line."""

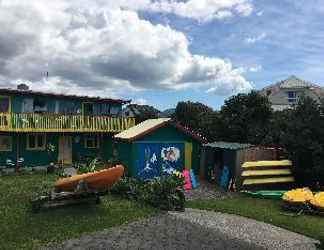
xmin=0 ymin=113 xmax=135 ymax=133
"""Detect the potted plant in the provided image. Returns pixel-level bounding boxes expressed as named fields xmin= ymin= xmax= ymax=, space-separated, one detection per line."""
xmin=46 ymin=143 xmax=56 ymax=174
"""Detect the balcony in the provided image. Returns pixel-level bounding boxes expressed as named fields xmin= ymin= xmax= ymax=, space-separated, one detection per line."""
xmin=0 ymin=113 xmax=135 ymax=133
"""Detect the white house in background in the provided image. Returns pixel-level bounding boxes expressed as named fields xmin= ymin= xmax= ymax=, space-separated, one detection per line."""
xmin=259 ymin=75 xmax=324 ymax=111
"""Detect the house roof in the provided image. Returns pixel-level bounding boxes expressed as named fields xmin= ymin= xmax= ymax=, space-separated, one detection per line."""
xmin=0 ymin=88 xmax=130 ymax=104
xmin=261 ymin=76 xmax=323 ymax=92
xmin=203 ymin=141 xmax=253 ymax=150
xmin=158 ymin=108 xmax=176 ymax=118
xmin=114 ymin=118 xmax=206 ymax=143
xmin=126 ymin=104 xmax=160 ymax=116
xmin=278 ymin=75 xmax=317 ymax=89
xmin=259 ymin=75 xmax=324 ymax=100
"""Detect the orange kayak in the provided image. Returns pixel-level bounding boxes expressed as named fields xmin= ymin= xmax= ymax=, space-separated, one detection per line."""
xmin=55 ymin=165 xmax=124 ymax=191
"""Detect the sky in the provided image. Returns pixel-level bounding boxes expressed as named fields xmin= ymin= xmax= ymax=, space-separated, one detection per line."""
xmin=0 ymin=0 xmax=324 ymax=110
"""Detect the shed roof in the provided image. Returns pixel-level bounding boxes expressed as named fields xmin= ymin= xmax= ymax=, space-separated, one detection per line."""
xmin=114 ymin=118 xmax=171 ymax=140
xmin=203 ymin=141 xmax=253 ymax=150
xmin=114 ymin=118 xmax=206 ymax=142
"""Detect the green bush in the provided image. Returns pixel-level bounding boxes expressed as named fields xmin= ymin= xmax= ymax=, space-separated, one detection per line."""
xmin=110 ymin=177 xmax=145 ymax=199
xmin=111 ymin=174 xmax=185 ymax=211
xmin=75 ymin=158 xmax=104 ymax=174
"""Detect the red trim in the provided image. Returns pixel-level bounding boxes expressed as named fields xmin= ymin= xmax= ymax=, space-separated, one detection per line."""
xmin=174 ymin=122 xmax=207 ymax=143
xmin=0 ymin=88 xmax=130 ymax=104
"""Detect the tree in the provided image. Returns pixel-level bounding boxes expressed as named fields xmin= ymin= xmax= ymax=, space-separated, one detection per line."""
xmin=217 ymin=91 xmax=272 ymax=144
xmin=173 ymin=101 xmax=219 ymax=140
xmin=277 ymin=97 xmax=324 ymax=187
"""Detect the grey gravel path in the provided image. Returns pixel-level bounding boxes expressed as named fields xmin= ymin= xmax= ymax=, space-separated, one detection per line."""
xmin=184 ymin=181 xmax=230 ymax=201
xmin=47 ymin=208 xmax=319 ymax=250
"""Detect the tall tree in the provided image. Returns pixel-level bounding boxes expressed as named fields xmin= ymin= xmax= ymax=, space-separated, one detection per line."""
xmin=279 ymin=97 xmax=324 ymax=187
xmin=173 ymin=101 xmax=219 ymax=140
xmin=218 ymin=91 xmax=272 ymax=144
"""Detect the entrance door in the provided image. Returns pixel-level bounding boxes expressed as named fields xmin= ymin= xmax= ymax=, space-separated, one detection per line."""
xmin=58 ymin=136 xmax=72 ymax=165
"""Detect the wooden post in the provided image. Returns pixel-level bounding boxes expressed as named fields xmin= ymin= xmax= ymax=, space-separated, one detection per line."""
xmin=15 ymin=133 xmax=20 ymax=172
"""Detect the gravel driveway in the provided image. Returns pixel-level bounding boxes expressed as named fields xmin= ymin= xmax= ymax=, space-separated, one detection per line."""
xmin=47 ymin=208 xmax=318 ymax=250
xmin=184 ymin=181 xmax=230 ymax=201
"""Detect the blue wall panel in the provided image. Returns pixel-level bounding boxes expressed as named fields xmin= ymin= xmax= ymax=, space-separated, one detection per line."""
xmin=135 ymin=142 xmax=184 ymax=179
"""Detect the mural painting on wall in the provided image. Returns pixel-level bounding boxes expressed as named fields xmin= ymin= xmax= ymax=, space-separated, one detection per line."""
xmin=138 ymin=143 xmax=183 ymax=179
xmin=138 ymin=146 xmax=159 ymax=179
xmin=161 ymin=146 xmax=180 ymax=174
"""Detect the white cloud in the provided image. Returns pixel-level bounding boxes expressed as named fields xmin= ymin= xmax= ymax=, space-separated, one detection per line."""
xmin=249 ymin=65 xmax=262 ymax=72
xmin=133 ymin=98 xmax=148 ymax=105
xmin=0 ymin=0 xmax=251 ymax=97
xmin=245 ymin=32 xmax=267 ymax=44
xmin=143 ymin=0 xmax=253 ymax=22
xmin=256 ymin=10 xmax=264 ymax=16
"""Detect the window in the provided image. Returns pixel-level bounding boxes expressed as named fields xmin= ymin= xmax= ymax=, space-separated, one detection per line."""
xmin=33 ymin=98 xmax=47 ymax=113
xmin=110 ymin=105 xmax=121 ymax=116
xmin=27 ymin=134 xmax=46 ymax=150
xmin=287 ymin=91 xmax=297 ymax=103
xmin=56 ymin=101 xmax=80 ymax=114
xmin=0 ymin=135 xmax=12 ymax=151
xmin=0 ymin=96 xmax=10 ymax=113
xmin=83 ymin=102 xmax=94 ymax=116
xmin=84 ymin=135 xmax=99 ymax=149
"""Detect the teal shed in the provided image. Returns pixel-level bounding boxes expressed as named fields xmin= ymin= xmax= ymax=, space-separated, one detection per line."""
xmin=114 ymin=118 xmax=206 ymax=178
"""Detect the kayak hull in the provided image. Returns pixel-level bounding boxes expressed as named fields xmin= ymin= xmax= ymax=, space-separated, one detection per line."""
xmin=55 ymin=165 xmax=124 ymax=191
xmin=241 ymin=190 xmax=286 ymax=200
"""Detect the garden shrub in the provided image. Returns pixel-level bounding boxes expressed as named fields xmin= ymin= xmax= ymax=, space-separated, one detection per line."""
xmin=110 ymin=173 xmax=185 ymax=211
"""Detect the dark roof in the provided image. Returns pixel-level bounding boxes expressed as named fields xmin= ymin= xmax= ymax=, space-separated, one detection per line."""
xmin=158 ymin=108 xmax=176 ymax=118
xmin=127 ymin=104 xmax=160 ymax=115
xmin=203 ymin=141 xmax=253 ymax=150
xmin=0 ymin=88 xmax=130 ymax=104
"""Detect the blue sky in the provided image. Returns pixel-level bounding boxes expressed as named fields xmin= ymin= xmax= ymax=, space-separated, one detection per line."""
xmin=1 ymin=0 xmax=324 ymax=111
xmin=131 ymin=0 xmax=324 ymax=110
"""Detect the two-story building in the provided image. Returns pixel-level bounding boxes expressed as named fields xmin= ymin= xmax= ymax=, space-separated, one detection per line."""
xmin=259 ymin=75 xmax=324 ymax=111
xmin=0 ymin=84 xmax=135 ymax=168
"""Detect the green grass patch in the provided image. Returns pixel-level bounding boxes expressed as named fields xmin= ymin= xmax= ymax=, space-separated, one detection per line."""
xmin=0 ymin=174 xmax=157 ymax=250
xmin=186 ymin=195 xmax=324 ymax=247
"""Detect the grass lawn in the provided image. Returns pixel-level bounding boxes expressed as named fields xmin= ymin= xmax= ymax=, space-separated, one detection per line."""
xmin=187 ymin=195 xmax=324 ymax=247
xmin=0 ymin=174 xmax=158 ymax=250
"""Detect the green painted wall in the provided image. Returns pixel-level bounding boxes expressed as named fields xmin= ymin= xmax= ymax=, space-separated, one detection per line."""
xmin=137 ymin=125 xmax=191 ymax=141
xmin=19 ymin=133 xmax=59 ymax=166
xmin=102 ymin=134 xmax=113 ymax=161
xmin=0 ymin=132 xmax=113 ymax=167
xmin=116 ymin=141 xmax=133 ymax=176
xmin=71 ymin=133 xmax=113 ymax=162
xmin=0 ymin=132 xmax=17 ymax=166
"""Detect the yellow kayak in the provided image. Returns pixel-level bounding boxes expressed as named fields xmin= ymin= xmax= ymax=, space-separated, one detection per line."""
xmin=310 ymin=192 xmax=324 ymax=211
xmin=282 ymin=188 xmax=314 ymax=204
xmin=55 ymin=165 xmax=124 ymax=191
